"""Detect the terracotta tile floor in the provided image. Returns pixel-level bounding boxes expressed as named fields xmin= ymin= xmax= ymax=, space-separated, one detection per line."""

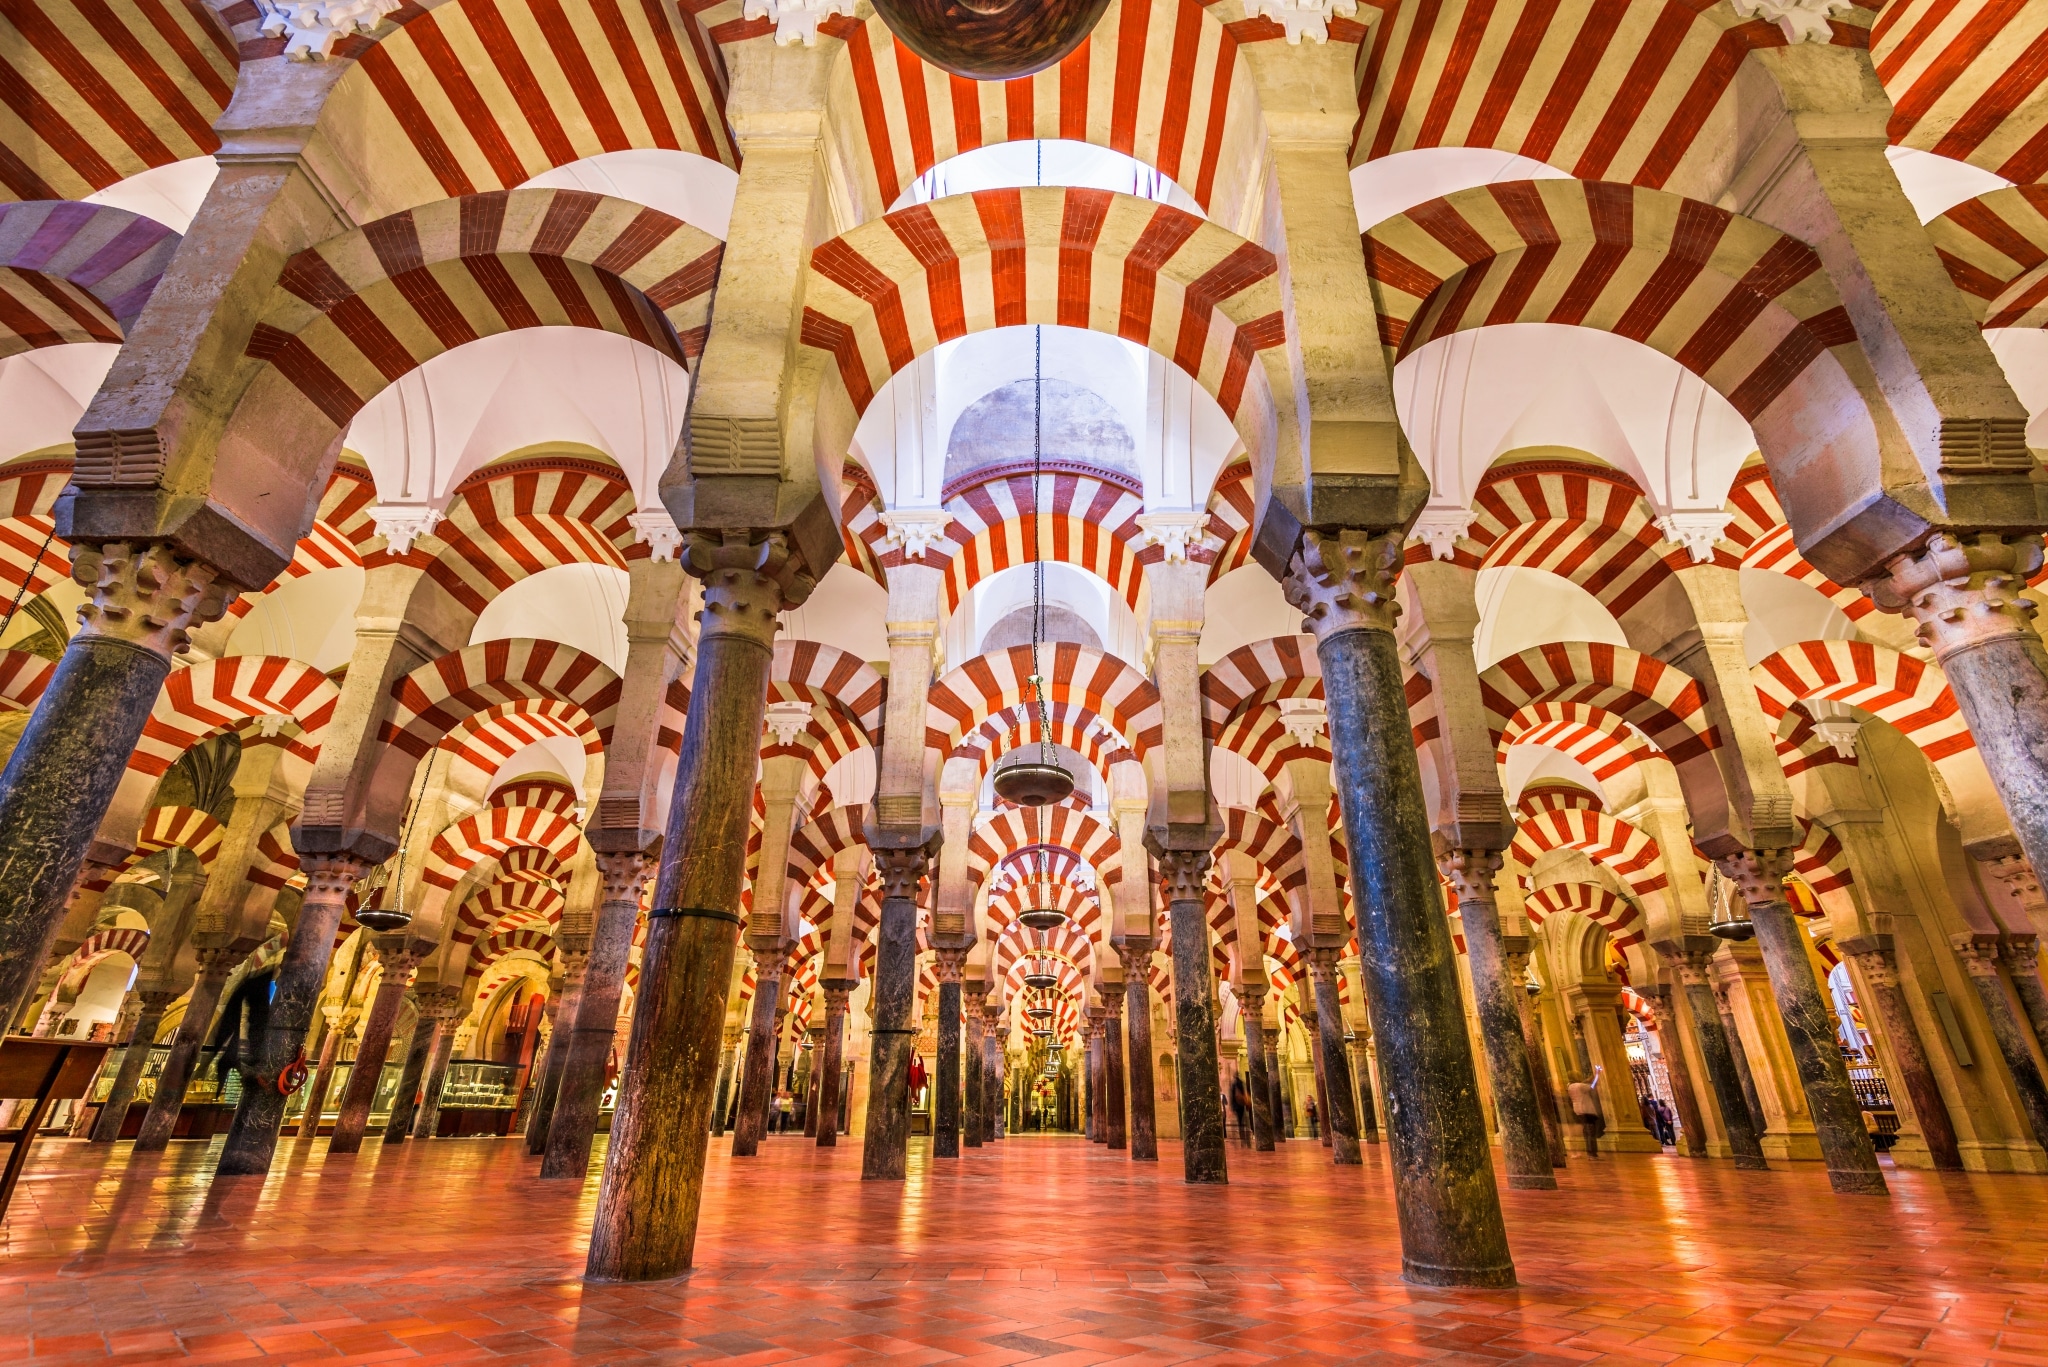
xmin=3 ymin=1132 xmax=2046 ymax=1366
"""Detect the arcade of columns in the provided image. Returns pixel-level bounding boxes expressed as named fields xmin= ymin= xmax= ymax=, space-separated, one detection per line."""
xmin=4 ymin=0 xmax=2048 ymax=1292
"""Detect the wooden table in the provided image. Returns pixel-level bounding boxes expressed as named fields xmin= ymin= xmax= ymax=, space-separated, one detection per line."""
xmin=0 ymin=1040 xmax=111 ymax=1219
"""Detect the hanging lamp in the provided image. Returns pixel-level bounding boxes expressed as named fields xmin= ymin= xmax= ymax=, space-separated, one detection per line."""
xmin=1015 ymin=839 xmax=1069 ymax=932
xmin=991 ymin=308 xmax=1074 ymax=810
xmin=1707 ymin=866 xmax=1755 ymax=942
xmin=1022 ymin=957 xmax=1060 ymax=990
xmin=357 ymin=748 xmax=440 ymax=931
xmin=869 ymin=0 xmax=1110 ymax=82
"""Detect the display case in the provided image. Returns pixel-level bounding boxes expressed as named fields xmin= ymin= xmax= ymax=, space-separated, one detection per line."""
xmin=434 ymin=1061 xmax=520 ymax=1137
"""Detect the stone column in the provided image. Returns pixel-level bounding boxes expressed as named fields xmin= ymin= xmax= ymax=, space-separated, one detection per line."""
xmin=1264 ymin=1038 xmax=1285 ymax=1142
xmin=1504 ymin=943 xmax=1567 ymax=1167
xmin=1645 ymin=986 xmax=1709 ymax=1160
xmin=1675 ymin=955 xmax=1768 ymax=1167
xmin=1438 ymin=850 xmax=1553 ymax=1189
xmin=1083 ymin=1008 xmax=1104 ymax=1142
xmin=1719 ymin=853 xmax=1885 ymax=1194
xmin=410 ymin=993 xmax=462 ymax=1140
xmin=0 ymin=544 xmax=232 ymax=1030
xmin=295 ymin=1007 xmax=353 ymax=1141
xmin=525 ymin=941 xmax=591 ymax=1153
xmin=982 ymin=997 xmax=1004 ymax=1142
xmin=1869 ymin=535 xmax=2048 ymax=886
xmin=216 ymin=854 xmax=365 ymax=1172
xmin=542 ymin=850 xmax=651 ymax=1178
xmin=1117 ymin=942 xmax=1159 ymax=1160
xmin=587 ymin=532 xmax=814 ymax=1281
xmin=328 ymin=937 xmax=426 ymax=1155
xmin=1100 ymin=980 xmax=1128 ymax=1151
xmin=132 ymin=945 xmax=239 ymax=1153
xmin=932 ymin=946 xmax=967 ymax=1158
xmin=89 ymin=990 xmax=176 ymax=1144
xmin=1281 ymin=530 xmax=1509 ymax=1286
xmin=1952 ymin=934 xmax=2048 ymax=1145
xmin=860 ymin=832 xmax=939 ymax=1181
xmin=815 ymin=983 xmax=852 ymax=1148
xmin=2000 ymin=937 xmax=2048 ymax=1059
xmin=1305 ymin=949 xmax=1362 ymax=1165
xmin=1150 ymin=843 xmax=1227 ymax=1183
xmin=1345 ymin=1038 xmax=1378 ymax=1142
xmin=961 ymin=978 xmax=987 ymax=1149
xmin=1712 ymin=975 xmax=1772 ymax=1145
xmin=1841 ymin=939 xmax=1963 ymax=1171
xmin=380 ymin=1000 xmax=434 ymax=1144
xmin=1228 ymin=983 xmax=1277 ymax=1155
xmin=731 ymin=949 xmax=786 ymax=1157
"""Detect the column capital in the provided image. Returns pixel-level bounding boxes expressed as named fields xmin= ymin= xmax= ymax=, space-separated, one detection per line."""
xmin=684 ymin=530 xmax=817 ymax=649
xmin=596 ymin=849 xmax=654 ymax=904
xmin=136 ymin=988 xmax=181 ymax=1014
xmin=297 ymin=851 xmax=369 ymax=901
xmin=866 ymin=826 xmax=940 ymax=899
xmin=1147 ymin=842 xmax=1212 ymax=901
xmin=1950 ymin=932 xmax=2005 ymax=979
xmin=413 ymin=983 xmax=463 ymax=1019
xmin=1115 ymin=940 xmax=1154 ymax=980
xmin=2001 ymin=935 xmax=2041 ymax=973
xmin=1714 ymin=850 xmax=1796 ymax=905
xmin=1844 ymin=947 xmax=1900 ymax=991
xmin=69 ymin=541 xmax=235 ymax=659
xmin=1437 ymin=847 xmax=1505 ymax=907
xmin=1864 ymin=532 xmax=2043 ymax=659
xmin=1097 ymin=985 xmax=1124 ymax=1021
xmin=1672 ymin=952 xmax=1715 ymax=987
xmin=933 ymin=945 xmax=969 ymax=984
xmin=1280 ymin=528 xmax=1402 ymax=641
xmin=1305 ymin=944 xmax=1344 ymax=981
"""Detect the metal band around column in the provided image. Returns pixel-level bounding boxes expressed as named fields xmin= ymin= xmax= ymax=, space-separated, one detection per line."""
xmin=648 ymin=907 xmax=743 ymax=924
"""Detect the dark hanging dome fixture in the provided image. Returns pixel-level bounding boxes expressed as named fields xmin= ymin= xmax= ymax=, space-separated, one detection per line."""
xmin=1015 ymin=859 xmax=1068 ymax=932
xmin=1022 ymin=958 xmax=1060 ymax=990
xmin=1025 ymin=1002 xmax=1054 ymax=1021
xmin=1017 ymin=902 xmax=1067 ymax=932
xmin=990 ymin=320 xmax=1074 ymax=811
xmin=869 ymin=0 xmax=1111 ymax=83
xmin=357 ymin=747 xmax=443 ymax=932
xmin=1708 ymin=868 xmax=1755 ymax=942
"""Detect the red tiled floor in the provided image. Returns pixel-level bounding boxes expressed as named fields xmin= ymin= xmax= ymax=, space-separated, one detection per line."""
xmin=1 ymin=1134 xmax=2045 ymax=1365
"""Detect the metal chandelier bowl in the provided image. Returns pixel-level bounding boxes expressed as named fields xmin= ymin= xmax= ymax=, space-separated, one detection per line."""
xmin=1022 ymin=968 xmax=1060 ymax=990
xmin=992 ymin=757 xmax=1075 ymax=807
xmin=1017 ymin=904 xmax=1069 ymax=932
xmin=354 ymin=906 xmax=413 ymax=933
xmin=869 ymin=0 xmax=1113 ymax=81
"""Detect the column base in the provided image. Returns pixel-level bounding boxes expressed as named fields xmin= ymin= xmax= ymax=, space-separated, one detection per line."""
xmin=1760 ymin=1129 xmax=1824 ymax=1162
xmin=1505 ymin=1173 xmax=1557 ymax=1191
xmin=1828 ymin=1167 xmax=1891 ymax=1195
xmin=1402 ymin=1258 xmax=1516 ymax=1290
xmin=1733 ymin=1154 xmax=1770 ymax=1171
xmin=1958 ymin=1137 xmax=2048 ymax=1173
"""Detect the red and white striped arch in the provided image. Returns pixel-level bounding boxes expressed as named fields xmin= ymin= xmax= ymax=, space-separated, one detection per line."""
xmin=968 ymin=806 xmax=1121 ymax=887
xmin=384 ymin=639 xmax=621 ymax=759
xmin=1721 ymin=465 xmax=1874 ymax=624
xmin=955 ymin=701 xmax=1137 ymax=784
xmin=0 ymin=200 xmax=181 ymax=356
xmin=1200 ymin=634 xmax=1319 ymax=733
xmin=1364 ymin=180 xmax=1856 ymax=428
xmin=437 ymin=700 xmax=605 ymax=793
xmin=1517 ymin=781 xmax=1604 ymax=818
xmin=0 ymin=0 xmax=235 ymax=203
xmin=463 ymin=879 xmax=568 ymax=943
xmin=131 ymin=656 xmax=340 ymax=781
xmin=428 ymin=805 xmax=582 ymax=894
xmin=1500 ymin=702 xmax=1661 ymax=783
xmin=1875 ymin=0 xmax=2048 ymax=185
xmin=86 ymin=804 xmax=223 ymax=891
xmin=0 ymin=649 xmax=54 ymax=712
xmin=225 ymin=468 xmax=380 ymax=623
xmin=488 ymin=776 xmax=580 ymax=816
xmin=846 ymin=469 xmax=1156 ymax=611
xmin=246 ymin=823 xmax=301 ymax=893
xmin=1511 ymin=807 xmax=1666 ymax=899
xmin=784 ymin=805 xmax=871 ymax=891
xmin=1212 ymin=807 xmax=1307 ymax=898
xmin=987 ymin=881 xmax=1105 ymax=943
xmin=1204 ymin=462 xmax=1256 ymax=584
xmin=398 ymin=457 xmax=646 ymax=614
xmin=995 ymin=920 xmax=1097 ymax=984
xmin=1481 ymin=642 xmax=1718 ymax=764
xmin=311 ymin=0 xmax=736 ymax=222
xmin=54 ymin=925 xmax=151 ymax=990
xmin=244 ymin=189 xmax=722 ymax=437
xmin=1350 ymin=0 xmax=1846 ymax=187
xmin=823 ymin=0 xmax=1264 ymax=219
xmin=1791 ymin=815 xmax=1854 ymax=897
xmin=0 ymin=460 xmax=77 ymax=609
xmin=801 ymin=187 xmax=1286 ymax=430
xmin=775 ymin=640 xmax=886 ymax=737
xmin=465 ymin=926 xmax=558 ymax=981
xmin=1523 ymin=881 xmax=1646 ymax=954
xmin=1213 ymin=700 xmax=1330 ymax=785
xmin=927 ymin=642 xmax=1162 ymax=759
xmin=1447 ymin=461 xmax=1692 ymax=619
xmin=1924 ymin=186 xmax=2048 ymax=329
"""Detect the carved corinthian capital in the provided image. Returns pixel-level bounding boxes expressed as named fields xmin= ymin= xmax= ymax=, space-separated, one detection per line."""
xmin=1280 ymin=529 xmax=1403 ymax=641
xmin=1864 ymin=532 xmax=2044 ymax=660
xmin=684 ymin=530 xmax=818 ymax=650
xmin=70 ymin=541 xmax=234 ymax=659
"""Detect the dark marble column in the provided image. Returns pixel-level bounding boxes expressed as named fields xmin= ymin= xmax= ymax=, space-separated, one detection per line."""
xmin=2001 ymin=937 xmax=2048 ymax=1062
xmin=1720 ymin=853 xmax=1885 ymax=1194
xmin=1084 ymin=1011 xmax=1103 ymax=1141
xmin=216 ymin=855 xmax=367 ymax=1172
xmin=1953 ymin=934 xmax=2048 ymax=1146
xmin=1676 ymin=956 xmax=1768 ymax=1168
xmin=1304 ymin=1003 xmax=1333 ymax=1147
xmin=860 ymin=832 xmax=939 ymax=1181
xmin=1101 ymin=982 xmax=1127 ymax=1151
xmin=133 ymin=946 xmax=238 ymax=1152
xmin=1149 ymin=841 xmax=1227 ymax=1183
xmin=710 ymin=1035 xmax=737 ymax=1136
xmin=1237 ymin=983 xmax=1276 ymax=1151
xmin=380 ymin=1006 xmax=434 ymax=1143
xmin=1645 ymin=985 xmax=1709 ymax=1160
xmin=1841 ymin=940 xmax=1962 ymax=1171
xmin=294 ymin=1009 xmax=351 ymax=1140
xmin=543 ymin=850 xmax=651 ymax=1178
xmin=1282 ymin=529 xmax=1510 ymax=1287
xmin=982 ymin=998 xmax=1004 ymax=1141
xmin=0 ymin=544 xmax=232 ymax=1031
xmin=1117 ymin=944 xmax=1158 ymax=1160
xmin=1306 ymin=950 xmax=1362 ymax=1165
xmin=328 ymin=938 xmax=426 ymax=1154
xmin=816 ymin=984 xmax=851 ymax=1148
xmin=587 ymin=532 xmax=814 ymax=1282
xmin=1439 ymin=851 xmax=1554 ymax=1189
xmin=410 ymin=1001 xmax=461 ymax=1139
xmin=525 ymin=944 xmax=590 ymax=1153
xmin=90 ymin=990 xmax=176 ymax=1144
xmin=933 ymin=947 xmax=967 ymax=1158
xmin=1867 ymin=535 xmax=2048 ymax=886
xmin=1507 ymin=959 xmax=1568 ymax=1167
xmin=1346 ymin=1038 xmax=1380 ymax=1144
xmin=731 ymin=951 xmax=785 ymax=1158
xmin=961 ymin=980 xmax=987 ymax=1149
xmin=1264 ymin=1042 xmax=1285 ymax=1141
xmin=1712 ymin=977 xmax=1772 ymax=1143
